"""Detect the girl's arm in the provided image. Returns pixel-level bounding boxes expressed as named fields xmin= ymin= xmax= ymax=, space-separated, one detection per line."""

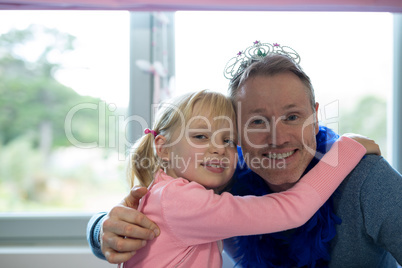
xmin=159 ymin=136 xmax=366 ymax=246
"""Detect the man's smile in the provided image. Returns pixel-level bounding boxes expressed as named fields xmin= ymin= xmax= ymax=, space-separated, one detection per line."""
xmin=263 ymin=150 xmax=296 ymax=160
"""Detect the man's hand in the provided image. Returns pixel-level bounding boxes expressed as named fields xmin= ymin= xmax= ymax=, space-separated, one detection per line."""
xmin=100 ymin=187 xmax=160 ymax=264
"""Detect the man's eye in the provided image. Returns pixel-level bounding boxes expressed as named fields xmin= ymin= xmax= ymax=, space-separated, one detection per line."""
xmin=286 ymin=115 xmax=298 ymax=121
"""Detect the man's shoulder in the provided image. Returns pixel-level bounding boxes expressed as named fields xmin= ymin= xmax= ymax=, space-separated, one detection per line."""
xmin=341 ymin=154 xmax=402 ymax=192
xmin=347 ymin=154 xmax=397 ymax=178
xmin=353 ymin=154 xmax=384 ymax=167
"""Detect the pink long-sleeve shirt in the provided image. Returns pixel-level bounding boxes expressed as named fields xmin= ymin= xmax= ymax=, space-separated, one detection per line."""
xmin=122 ymin=136 xmax=366 ymax=268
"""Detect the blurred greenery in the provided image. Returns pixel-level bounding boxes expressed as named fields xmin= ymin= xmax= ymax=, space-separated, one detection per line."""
xmin=0 ymin=25 xmax=108 ymax=149
xmin=0 ymin=25 xmax=128 ymax=212
xmin=339 ymin=95 xmax=387 ymax=158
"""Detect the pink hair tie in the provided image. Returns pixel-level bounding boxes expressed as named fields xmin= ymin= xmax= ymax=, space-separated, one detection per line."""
xmin=144 ymin=128 xmax=158 ymax=138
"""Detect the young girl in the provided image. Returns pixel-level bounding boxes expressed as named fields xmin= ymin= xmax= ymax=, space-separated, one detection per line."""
xmin=121 ymin=90 xmax=375 ymax=268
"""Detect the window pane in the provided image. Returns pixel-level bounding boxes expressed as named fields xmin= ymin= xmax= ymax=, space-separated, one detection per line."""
xmin=175 ymin=11 xmax=392 ymax=159
xmin=0 ymin=11 xmax=393 ymax=213
xmin=0 ymin=11 xmax=130 ymax=212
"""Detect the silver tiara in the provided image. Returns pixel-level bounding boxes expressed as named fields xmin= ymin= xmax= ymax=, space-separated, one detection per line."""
xmin=223 ymin=41 xmax=300 ymax=81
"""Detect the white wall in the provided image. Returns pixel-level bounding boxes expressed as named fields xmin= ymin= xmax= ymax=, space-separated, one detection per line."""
xmin=0 ymin=247 xmax=235 ymax=268
xmin=0 ymin=247 xmax=115 ymax=268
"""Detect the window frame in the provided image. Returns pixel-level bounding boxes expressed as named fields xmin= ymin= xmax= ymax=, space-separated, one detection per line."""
xmin=0 ymin=213 xmax=91 ymax=246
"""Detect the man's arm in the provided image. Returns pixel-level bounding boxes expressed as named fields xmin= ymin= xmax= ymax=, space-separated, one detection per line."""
xmin=87 ymin=212 xmax=107 ymax=260
xmin=86 ymin=187 xmax=160 ymax=264
xmin=360 ymin=157 xmax=402 ymax=264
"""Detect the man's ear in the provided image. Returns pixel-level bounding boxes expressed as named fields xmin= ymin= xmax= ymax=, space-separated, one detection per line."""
xmin=155 ymin=135 xmax=169 ymax=160
xmin=314 ymin=102 xmax=320 ymax=135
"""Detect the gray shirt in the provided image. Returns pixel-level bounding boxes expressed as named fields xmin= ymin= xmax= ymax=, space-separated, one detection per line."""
xmin=329 ymin=155 xmax=402 ymax=267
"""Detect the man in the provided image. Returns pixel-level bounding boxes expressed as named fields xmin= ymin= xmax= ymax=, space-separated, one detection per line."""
xmin=87 ymin=42 xmax=402 ymax=267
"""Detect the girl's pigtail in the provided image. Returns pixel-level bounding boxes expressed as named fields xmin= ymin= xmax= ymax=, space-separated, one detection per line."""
xmin=128 ymin=131 xmax=159 ymax=188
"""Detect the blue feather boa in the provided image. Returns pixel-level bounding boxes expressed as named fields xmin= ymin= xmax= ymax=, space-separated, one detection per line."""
xmin=230 ymin=126 xmax=342 ymax=268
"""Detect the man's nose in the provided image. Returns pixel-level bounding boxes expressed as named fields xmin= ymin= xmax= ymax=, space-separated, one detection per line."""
xmin=267 ymin=118 xmax=290 ymax=147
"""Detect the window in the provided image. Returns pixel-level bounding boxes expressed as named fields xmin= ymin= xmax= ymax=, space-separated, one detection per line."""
xmin=0 ymin=11 xmax=130 ymax=213
xmin=174 ymin=11 xmax=393 ymax=159
xmin=0 ymin=11 xmax=393 ymax=213
xmin=0 ymin=12 xmax=396 ymax=266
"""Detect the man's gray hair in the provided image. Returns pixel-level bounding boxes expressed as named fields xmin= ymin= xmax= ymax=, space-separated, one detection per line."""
xmin=228 ymin=54 xmax=316 ymax=112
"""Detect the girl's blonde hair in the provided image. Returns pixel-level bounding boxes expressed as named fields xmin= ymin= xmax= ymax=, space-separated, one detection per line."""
xmin=128 ymin=89 xmax=237 ymax=188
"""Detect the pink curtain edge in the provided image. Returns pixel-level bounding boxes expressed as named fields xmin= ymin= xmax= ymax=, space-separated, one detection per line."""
xmin=0 ymin=3 xmax=401 ymax=12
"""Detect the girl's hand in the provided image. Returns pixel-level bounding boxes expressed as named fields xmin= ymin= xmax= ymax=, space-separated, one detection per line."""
xmin=343 ymin=133 xmax=381 ymax=156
